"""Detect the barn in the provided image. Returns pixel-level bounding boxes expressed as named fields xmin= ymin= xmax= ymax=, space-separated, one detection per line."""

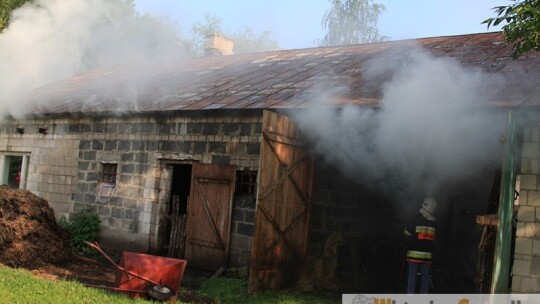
xmin=0 ymin=32 xmax=539 ymax=293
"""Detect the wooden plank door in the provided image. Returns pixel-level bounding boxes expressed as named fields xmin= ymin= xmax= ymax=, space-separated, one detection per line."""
xmin=184 ymin=163 xmax=236 ymax=271
xmin=248 ymin=110 xmax=314 ymax=292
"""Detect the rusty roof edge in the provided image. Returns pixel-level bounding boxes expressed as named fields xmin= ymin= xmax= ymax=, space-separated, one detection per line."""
xmin=27 ymin=31 xmax=540 ymax=115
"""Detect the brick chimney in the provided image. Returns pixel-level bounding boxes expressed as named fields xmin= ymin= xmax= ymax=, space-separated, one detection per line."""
xmin=204 ymin=34 xmax=234 ymax=57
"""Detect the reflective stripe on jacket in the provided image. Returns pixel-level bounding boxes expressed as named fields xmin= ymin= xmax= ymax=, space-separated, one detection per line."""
xmin=406 ymin=250 xmax=433 ymax=262
xmin=405 ymin=213 xmax=436 ymax=263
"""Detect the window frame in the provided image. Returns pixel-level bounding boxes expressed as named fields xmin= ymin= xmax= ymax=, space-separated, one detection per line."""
xmin=100 ymin=163 xmax=118 ymax=184
xmin=235 ymin=170 xmax=258 ymax=195
xmin=0 ymin=152 xmax=30 ymax=189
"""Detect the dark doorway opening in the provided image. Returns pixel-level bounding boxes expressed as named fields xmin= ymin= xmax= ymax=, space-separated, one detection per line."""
xmin=432 ymin=166 xmax=501 ymax=293
xmin=166 ymin=164 xmax=192 ymax=258
xmin=308 ymin=158 xmax=502 ymax=294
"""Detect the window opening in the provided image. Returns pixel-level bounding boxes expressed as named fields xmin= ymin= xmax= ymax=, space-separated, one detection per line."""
xmin=0 ymin=153 xmax=29 ymax=189
xmin=4 ymin=155 xmax=22 ymax=189
xmin=101 ymin=164 xmax=117 ymax=184
xmin=235 ymin=170 xmax=257 ymax=195
xmin=97 ymin=163 xmax=117 ymax=204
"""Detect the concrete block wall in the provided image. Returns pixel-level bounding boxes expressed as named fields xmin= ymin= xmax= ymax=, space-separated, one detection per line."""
xmin=68 ymin=110 xmax=262 ymax=251
xmin=0 ymin=119 xmax=79 ymax=217
xmin=513 ymin=122 xmax=540 ymax=293
xmin=0 ymin=110 xmax=263 ymax=253
xmin=229 ymin=195 xmax=256 ymax=267
xmin=309 ymin=159 xmax=404 ymax=291
xmin=310 ymin=161 xmax=387 ymax=245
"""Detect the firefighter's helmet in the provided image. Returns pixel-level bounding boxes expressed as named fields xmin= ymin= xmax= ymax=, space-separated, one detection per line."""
xmin=421 ymin=197 xmax=437 ymax=216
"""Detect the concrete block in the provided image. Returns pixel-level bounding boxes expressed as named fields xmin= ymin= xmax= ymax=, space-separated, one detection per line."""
xmin=528 ymin=127 xmax=540 ymax=142
xmin=521 ymin=175 xmax=538 ymax=190
xmin=513 ymin=259 xmax=532 ymax=276
xmin=138 ymin=211 xmax=152 ymax=224
xmin=523 ymin=143 xmax=540 ymax=158
xmin=522 ymin=159 xmax=540 ymax=175
xmin=142 ymin=188 xmax=158 ymax=200
xmin=518 ymin=206 xmax=536 ymax=222
xmin=236 ymin=223 xmax=254 ymax=237
xmin=121 ymin=219 xmax=137 ymax=232
xmin=533 ymin=240 xmax=540 ymax=256
xmin=533 ymin=255 xmax=540 ymax=275
xmin=145 ymin=177 xmax=157 ymax=189
xmin=511 ymin=275 xmax=522 ymax=293
xmin=521 ymin=277 xmax=539 ymax=292
xmin=106 ymin=217 xmax=122 ymax=229
xmin=202 ymin=154 xmax=212 ymax=164
xmin=528 ymin=191 xmax=540 ymax=207
xmin=142 ymin=201 xmax=153 ymax=213
xmin=138 ymin=222 xmax=151 ymax=235
xmin=230 ymin=235 xmax=250 ymax=250
xmin=517 ymin=223 xmax=540 ymax=238
xmin=516 ymin=237 xmax=533 ymax=254
xmin=524 ymin=126 xmax=534 ymax=142
xmin=535 ymin=223 xmax=540 ymax=238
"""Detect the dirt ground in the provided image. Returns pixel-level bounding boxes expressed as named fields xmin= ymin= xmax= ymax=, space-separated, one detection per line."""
xmin=0 ymin=186 xmax=217 ymax=303
xmin=29 ymin=253 xmax=116 ymax=286
xmin=26 ymin=246 xmax=218 ymax=303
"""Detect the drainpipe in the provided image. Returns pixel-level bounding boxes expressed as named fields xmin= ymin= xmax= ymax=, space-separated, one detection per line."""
xmin=491 ymin=108 xmax=518 ymax=293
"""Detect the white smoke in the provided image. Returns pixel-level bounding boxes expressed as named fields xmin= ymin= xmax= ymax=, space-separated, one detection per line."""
xmin=0 ymin=0 xmax=185 ymax=117
xmin=292 ymin=47 xmax=506 ymax=197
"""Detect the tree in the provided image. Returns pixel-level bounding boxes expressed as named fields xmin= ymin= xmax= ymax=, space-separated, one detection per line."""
xmin=319 ymin=0 xmax=385 ymax=46
xmin=0 ymin=0 xmax=32 ymax=32
xmin=184 ymin=13 xmax=222 ymax=56
xmin=483 ymin=0 xmax=540 ymax=58
xmin=186 ymin=13 xmax=280 ymax=56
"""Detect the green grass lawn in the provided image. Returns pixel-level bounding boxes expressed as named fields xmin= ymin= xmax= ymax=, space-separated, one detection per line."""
xmin=0 ymin=267 xmax=153 ymax=304
xmin=200 ymin=277 xmax=340 ymax=304
xmin=0 ymin=266 xmax=340 ymax=304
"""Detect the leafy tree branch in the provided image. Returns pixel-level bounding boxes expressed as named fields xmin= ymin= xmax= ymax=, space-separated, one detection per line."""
xmin=483 ymin=0 xmax=540 ymax=58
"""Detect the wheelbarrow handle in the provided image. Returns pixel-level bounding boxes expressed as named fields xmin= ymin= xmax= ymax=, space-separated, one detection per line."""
xmin=83 ymin=241 xmax=163 ymax=287
xmin=84 ymin=241 xmax=121 ymax=269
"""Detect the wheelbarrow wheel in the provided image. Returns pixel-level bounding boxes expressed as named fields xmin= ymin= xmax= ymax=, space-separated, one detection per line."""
xmin=147 ymin=285 xmax=174 ymax=301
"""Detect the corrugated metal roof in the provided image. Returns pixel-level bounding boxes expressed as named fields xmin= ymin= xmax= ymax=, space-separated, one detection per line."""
xmin=29 ymin=32 xmax=540 ymax=114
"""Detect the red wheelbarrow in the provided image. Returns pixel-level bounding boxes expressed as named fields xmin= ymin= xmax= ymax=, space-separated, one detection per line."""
xmin=84 ymin=241 xmax=187 ymax=301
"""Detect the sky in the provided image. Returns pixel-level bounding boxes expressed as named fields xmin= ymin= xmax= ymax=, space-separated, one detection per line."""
xmin=134 ymin=0 xmax=508 ymax=50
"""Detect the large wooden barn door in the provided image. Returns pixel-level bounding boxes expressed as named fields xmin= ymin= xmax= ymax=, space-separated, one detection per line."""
xmin=184 ymin=163 xmax=236 ymax=271
xmin=248 ymin=110 xmax=314 ymax=292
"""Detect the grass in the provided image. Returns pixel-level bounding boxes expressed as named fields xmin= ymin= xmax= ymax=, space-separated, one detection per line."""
xmin=200 ymin=277 xmax=340 ymax=304
xmin=0 ymin=267 xmax=154 ymax=304
xmin=0 ymin=266 xmax=340 ymax=304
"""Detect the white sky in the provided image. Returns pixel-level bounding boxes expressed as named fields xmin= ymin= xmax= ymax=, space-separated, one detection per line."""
xmin=134 ymin=0 xmax=508 ymax=50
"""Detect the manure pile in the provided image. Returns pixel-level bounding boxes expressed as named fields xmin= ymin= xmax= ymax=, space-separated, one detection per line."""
xmin=0 ymin=185 xmax=71 ymax=267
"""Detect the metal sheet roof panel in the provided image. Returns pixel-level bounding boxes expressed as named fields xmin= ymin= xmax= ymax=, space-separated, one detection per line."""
xmin=26 ymin=32 xmax=540 ymax=114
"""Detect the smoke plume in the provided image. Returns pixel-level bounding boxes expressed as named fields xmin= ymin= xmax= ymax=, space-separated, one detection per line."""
xmin=292 ymin=47 xmax=506 ymax=198
xmin=0 ymin=0 xmax=185 ymax=117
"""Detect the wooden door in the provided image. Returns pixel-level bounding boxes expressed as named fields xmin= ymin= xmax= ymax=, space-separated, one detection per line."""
xmin=184 ymin=163 xmax=236 ymax=271
xmin=248 ymin=110 xmax=314 ymax=292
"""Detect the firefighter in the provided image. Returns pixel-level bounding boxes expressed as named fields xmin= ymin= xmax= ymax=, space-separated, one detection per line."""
xmin=404 ymin=197 xmax=437 ymax=294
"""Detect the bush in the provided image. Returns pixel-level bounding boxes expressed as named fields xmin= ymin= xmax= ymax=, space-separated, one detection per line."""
xmin=58 ymin=210 xmax=101 ymax=255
